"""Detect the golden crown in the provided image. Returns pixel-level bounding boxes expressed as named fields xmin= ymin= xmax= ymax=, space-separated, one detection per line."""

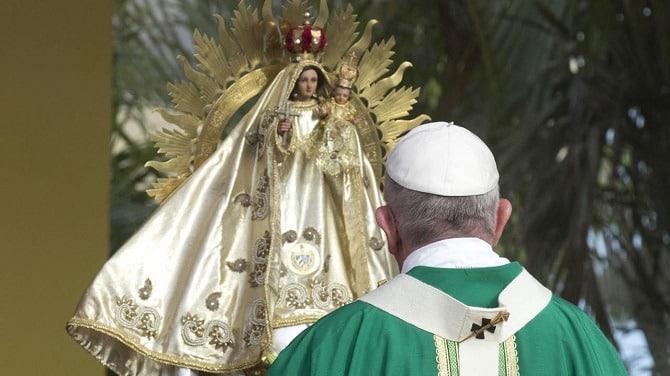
xmin=336 ymin=57 xmax=359 ymax=89
xmin=284 ymin=13 xmax=327 ymax=61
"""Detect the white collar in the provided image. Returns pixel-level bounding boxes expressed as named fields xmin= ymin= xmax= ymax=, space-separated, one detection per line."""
xmin=401 ymin=237 xmax=510 ymax=273
xmin=359 ymin=270 xmax=552 ymax=375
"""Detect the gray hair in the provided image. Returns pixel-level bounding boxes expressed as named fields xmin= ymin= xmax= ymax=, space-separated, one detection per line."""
xmin=383 ymin=177 xmax=499 ymax=248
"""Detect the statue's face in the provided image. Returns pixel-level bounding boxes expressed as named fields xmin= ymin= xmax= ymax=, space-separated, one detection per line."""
xmin=295 ymin=69 xmax=319 ymax=101
xmin=332 ymin=86 xmax=350 ymax=104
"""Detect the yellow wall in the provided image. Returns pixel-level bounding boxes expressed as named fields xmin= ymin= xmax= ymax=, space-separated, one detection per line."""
xmin=1 ymin=1 xmax=110 ymax=375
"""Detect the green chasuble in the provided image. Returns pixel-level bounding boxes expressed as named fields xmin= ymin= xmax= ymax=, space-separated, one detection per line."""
xmin=267 ymin=262 xmax=627 ymax=375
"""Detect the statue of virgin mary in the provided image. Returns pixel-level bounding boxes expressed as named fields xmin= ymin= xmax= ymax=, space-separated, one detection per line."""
xmin=66 ymin=1 xmax=429 ymax=375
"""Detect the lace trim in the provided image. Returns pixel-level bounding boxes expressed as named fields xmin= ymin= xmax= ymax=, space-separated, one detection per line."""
xmin=503 ymin=335 xmax=520 ymax=376
xmin=434 ymin=335 xmax=459 ymax=376
xmin=434 ymin=335 xmax=518 ymax=375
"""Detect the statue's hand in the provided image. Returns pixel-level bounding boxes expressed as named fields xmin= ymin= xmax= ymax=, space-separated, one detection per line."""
xmin=278 ymin=119 xmax=292 ymax=134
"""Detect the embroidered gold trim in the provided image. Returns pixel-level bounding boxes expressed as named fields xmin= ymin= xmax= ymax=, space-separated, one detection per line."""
xmin=249 ymin=231 xmax=271 ymax=287
xmin=277 ymin=283 xmax=311 ymax=309
xmin=289 ymin=98 xmax=320 ymax=110
xmin=180 ymin=313 xmax=234 ymax=352
xmin=115 ymin=296 xmax=161 ymax=339
xmin=243 ymin=299 xmax=266 ymax=348
xmin=66 ymin=317 xmax=260 ymax=372
xmin=276 ymin=278 xmax=353 ymax=311
xmin=311 ymin=280 xmax=352 ymax=308
xmin=251 ymin=169 xmax=270 ymax=220
xmin=347 ymin=167 xmax=372 ymax=296
xmin=263 ymin=138 xmax=282 ymax=351
xmin=272 ymin=314 xmax=325 ymax=328
xmin=254 ymin=109 xmax=273 ymax=158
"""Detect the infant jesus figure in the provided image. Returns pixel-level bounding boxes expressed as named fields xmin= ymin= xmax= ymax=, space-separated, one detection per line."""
xmin=314 ymin=64 xmax=362 ymax=176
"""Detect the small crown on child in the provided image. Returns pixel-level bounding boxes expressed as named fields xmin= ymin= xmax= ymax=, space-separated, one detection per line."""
xmin=336 ymin=55 xmax=359 ymax=89
xmin=284 ymin=13 xmax=327 ymax=61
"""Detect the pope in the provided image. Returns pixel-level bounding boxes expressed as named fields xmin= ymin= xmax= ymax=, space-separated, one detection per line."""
xmin=267 ymin=121 xmax=628 ymax=376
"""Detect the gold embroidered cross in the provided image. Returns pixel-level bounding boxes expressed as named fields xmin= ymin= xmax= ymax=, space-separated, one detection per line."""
xmin=459 ymin=310 xmax=510 ymax=343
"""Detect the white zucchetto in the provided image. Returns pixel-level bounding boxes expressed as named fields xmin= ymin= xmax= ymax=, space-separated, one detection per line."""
xmin=386 ymin=121 xmax=499 ymax=196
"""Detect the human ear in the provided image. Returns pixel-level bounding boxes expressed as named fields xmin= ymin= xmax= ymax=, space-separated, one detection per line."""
xmin=492 ymin=198 xmax=512 ymax=247
xmin=375 ymin=206 xmax=400 ymax=255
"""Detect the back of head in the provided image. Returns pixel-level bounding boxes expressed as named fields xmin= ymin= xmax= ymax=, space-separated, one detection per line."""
xmin=384 ymin=122 xmax=500 ymax=247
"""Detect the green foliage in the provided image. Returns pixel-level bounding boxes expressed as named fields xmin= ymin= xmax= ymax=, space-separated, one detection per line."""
xmin=110 ymin=0 xmax=238 ymax=249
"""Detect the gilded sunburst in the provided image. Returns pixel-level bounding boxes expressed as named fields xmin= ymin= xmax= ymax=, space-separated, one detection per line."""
xmin=145 ymin=0 xmax=430 ymax=201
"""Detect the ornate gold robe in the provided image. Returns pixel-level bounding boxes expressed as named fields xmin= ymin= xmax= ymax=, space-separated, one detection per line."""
xmin=313 ymin=98 xmax=361 ymax=176
xmin=66 ymin=61 xmax=397 ymax=375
